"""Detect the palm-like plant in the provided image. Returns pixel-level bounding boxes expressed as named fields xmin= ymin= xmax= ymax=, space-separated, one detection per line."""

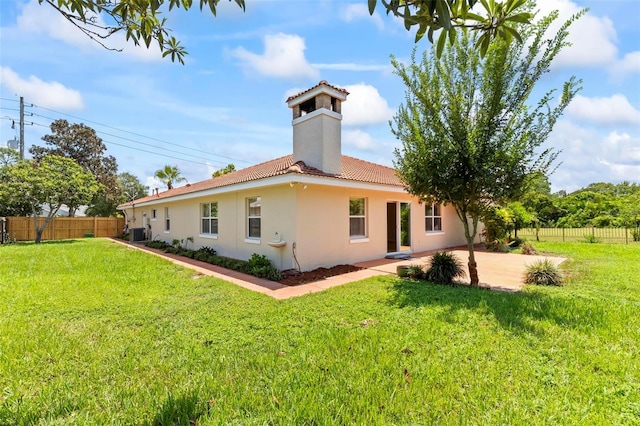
xmin=155 ymin=165 xmax=186 ymax=190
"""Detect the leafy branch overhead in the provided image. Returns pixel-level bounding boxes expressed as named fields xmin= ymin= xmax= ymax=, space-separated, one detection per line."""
xmin=41 ymin=0 xmax=530 ymax=63
xmin=370 ymin=0 xmax=532 ymax=56
xmin=40 ymin=0 xmax=246 ymax=64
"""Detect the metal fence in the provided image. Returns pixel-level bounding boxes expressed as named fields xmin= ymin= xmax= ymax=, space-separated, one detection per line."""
xmin=518 ymin=227 xmax=640 ymax=244
xmin=3 ymin=216 xmax=125 ymax=242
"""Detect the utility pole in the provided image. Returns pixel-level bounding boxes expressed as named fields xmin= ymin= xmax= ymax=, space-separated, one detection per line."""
xmin=19 ymin=96 xmax=24 ymax=160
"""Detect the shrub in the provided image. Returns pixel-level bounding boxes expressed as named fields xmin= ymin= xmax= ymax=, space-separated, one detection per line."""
xmin=508 ymin=237 xmax=526 ymax=248
xmin=583 ymin=234 xmax=601 ymax=244
xmin=144 ymin=240 xmax=170 ymax=250
xmin=424 ymin=251 xmax=465 ymax=285
xmin=520 ymin=242 xmax=538 ymax=255
xmin=631 ymin=229 xmax=640 ymax=242
xmin=245 ymin=253 xmax=282 ymax=280
xmin=523 ymin=259 xmax=563 ymax=286
xmin=406 ymin=264 xmax=424 ymax=280
xmin=485 ymin=240 xmax=510 ymax=252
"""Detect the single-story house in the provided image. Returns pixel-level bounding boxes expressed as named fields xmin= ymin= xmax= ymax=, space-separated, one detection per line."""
xmin=118 ymin=81 xmax=479 ymax=271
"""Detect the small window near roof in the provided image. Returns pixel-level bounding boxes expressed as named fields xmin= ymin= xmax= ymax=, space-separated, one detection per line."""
xmin=152 ymin=209 xmax=157 ymax=219
xmin=165 ymin=207 xmax=170 ymax=232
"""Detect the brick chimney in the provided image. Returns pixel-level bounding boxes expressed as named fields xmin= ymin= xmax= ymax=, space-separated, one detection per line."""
xmin=286 ymin=81 xmax=349 ymax=175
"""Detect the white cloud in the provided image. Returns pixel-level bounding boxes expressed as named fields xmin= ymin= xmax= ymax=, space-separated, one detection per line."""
xmin=15 ymin=0 xmax=162 ymax=61
xmin=566 ymin=94 xmax=640 ymax=125
xmin=546 ymin=120 xmax=640 ymax=192
xmin=0 ymin=66 xmax=83 ymax=110
xmin=340 ymin=4 xmax=384 ymax=31
xmin=609 ymin=51 xmax=640 ymax=80
xmin=230 ymin=33 xmax=319 ymax=80
xmin=343 ymin=129 xmax=376 ymax=150
xmin=536 ymin=0 xmax=617 ymax=68
xmin=341 ymin=83 xmax=394 ymax=126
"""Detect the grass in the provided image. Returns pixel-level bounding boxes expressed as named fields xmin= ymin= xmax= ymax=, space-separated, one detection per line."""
xmin=1 ymin=239 xmax=639 ymax=424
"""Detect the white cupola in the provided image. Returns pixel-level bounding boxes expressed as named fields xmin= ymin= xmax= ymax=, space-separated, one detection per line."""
xmin=286 ymin=81 xmax=349 ymax=175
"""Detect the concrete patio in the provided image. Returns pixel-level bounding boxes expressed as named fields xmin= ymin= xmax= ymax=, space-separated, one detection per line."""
xmin=112 ymin=239 xmax=566 ymax=300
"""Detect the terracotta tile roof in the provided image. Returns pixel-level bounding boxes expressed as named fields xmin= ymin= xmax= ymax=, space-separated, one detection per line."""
xmin=119 ymin=155 xmax=404 ymax=207
xmin=286 ymin=80 xmax=349 ymax=103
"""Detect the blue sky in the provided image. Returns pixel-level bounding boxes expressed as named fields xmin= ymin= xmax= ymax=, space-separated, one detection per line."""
xmin=1 ymin=0 xmax=638 ymax=193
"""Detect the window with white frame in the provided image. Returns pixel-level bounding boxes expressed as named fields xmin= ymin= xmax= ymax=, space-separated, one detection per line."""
xmin=164 ymin=207 xmax=170 ymax=232
xmin=201 ymin=202 xmax=218 ymax=235
xmin=247 ymin=197 xmax=261 ymax=239
xmin=425 ymin=204 xmax=442 ymax=232
xmin=152 ymin=209 xmax=157 ymax=219
xmin=349 ymin=197 xmax=367 ymax=238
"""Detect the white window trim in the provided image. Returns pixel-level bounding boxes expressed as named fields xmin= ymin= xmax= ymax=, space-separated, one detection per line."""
xmin=200 ymin=202 xmax=219 ymax=236
xmin=164 ymin=207 xmax=170 ymax=233
xmin=199 ymin=234 xmax=218 ymax=240
xmin=247 ymin=196 xmax=261 ymax=240
xmin=151 ymin=209 xmax=157 ymax=221
xmin=425 ymin=203 xmax=443 ymax=234
xmin=350 ymin=237 xmax=370 ymax=244
xmin=349 ymin=197 xmax=367 ymax=239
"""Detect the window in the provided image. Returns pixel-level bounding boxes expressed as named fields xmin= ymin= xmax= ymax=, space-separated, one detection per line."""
xmin=425 ymin=204 xmax=442 ymax=233
xmin=247 ymin=197 xmax=261 ymax=239
xmin=349 ymin=198 xmax=367 ymax=238
xmin=165 ymin=207 xmax=170 ymax=232
xmin=201 ymin=202 xmax=218 ymax=235
xmin=152 ymin=209 xmax=157 ymax=219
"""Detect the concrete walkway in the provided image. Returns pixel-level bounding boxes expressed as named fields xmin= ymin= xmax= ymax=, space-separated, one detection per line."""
xmin=110 ymin=239 xmax=566 ymax=299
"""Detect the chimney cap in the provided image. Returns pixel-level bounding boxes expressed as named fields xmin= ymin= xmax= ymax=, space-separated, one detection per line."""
xmin=286 ymin=80 xmax=349 ymax=105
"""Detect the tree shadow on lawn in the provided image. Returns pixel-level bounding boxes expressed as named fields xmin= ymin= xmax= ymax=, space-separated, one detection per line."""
xmin=387 ymin=279 xmax=606 ymax=335
xmin=148 ymin=392 xmax=210 ymax=426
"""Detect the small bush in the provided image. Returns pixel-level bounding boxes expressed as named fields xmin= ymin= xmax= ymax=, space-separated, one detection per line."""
xmin=631 ymin=229 xmax=640 ymax=242
xmin=144 ymin=240 xmax=170 ymax=250
xmin=485 ymin=239 xmax=510 ymax=253
xmin=406 ymin=264 xmax=424 ymax=280
xmin=245 ymin=253 xmax=282 ymax=280
xmin=523 ymin=259 xmax=563 ymax=286
xmin=520 ymin=242 xmax=538 ymax=255
xmin=196 ymin=246 xmax=217 ymax=256
xmin=583 ymin=234 xmax=601 ymax=244
xmin=424 ymin=251 xmax=465 ymax=285
xmin=508 ymin=237 xmax=526 ymax=248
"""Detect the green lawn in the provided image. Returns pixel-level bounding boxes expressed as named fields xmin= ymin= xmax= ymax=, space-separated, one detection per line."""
xmin=1 ymin=239 xmax=639 ymax=425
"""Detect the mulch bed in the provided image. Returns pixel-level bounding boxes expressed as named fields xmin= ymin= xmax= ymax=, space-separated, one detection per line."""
xmin=278 ymin=264 xmax=363 ymax=286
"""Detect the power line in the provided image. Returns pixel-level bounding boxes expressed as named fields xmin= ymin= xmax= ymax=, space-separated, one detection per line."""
xmin=30 ymin=111 xmax=231 ymax=167
xmin=28 ymin=102 xmax=252 ymax=165
xmin=28 ymin=119 xmax=220 ymax=167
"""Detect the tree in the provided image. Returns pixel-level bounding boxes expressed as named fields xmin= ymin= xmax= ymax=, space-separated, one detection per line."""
xmin=155 ymin=165 xmax=185 ymax=190
xmin=391 ymin=10 xmax=582 ymax=286
xmin=30 ymin=119 xmax=118 ymax=217
xmin=0 ymin=156 xmax=99 ymax=243
xmin=212 ymin=163 xmax=236 ymax=178
xmin=85 ymin=172 xmax=149 ymax=217
xmin=42 ymin=0 xmax=530 ymax=64
xmin=0 ymin=147 xmax=19 ymax=168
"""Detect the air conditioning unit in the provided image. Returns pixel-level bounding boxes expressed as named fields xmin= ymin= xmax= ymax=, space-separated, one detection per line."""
xmin=129 ymin=227 xmax=146 ymax=242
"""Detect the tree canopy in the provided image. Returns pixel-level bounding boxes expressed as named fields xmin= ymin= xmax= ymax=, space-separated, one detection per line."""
xmin=212 ymin=163 xmax=236 ymax=178
xmin=391 ymin=9 xmax=582 ymax=286
xmin=30 ymin=119 xmax=118 ymax=216
xmin=155 ymin=165 xmax=186 ymax=190
xmin=0 ymin=156 xmax=99 ymax=243
xmin=41 ymin=0 xmax=530 ymax=63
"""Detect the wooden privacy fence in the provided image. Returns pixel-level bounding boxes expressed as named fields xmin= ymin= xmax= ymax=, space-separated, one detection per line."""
xmin=519 ymin=227 xmax=640 ymax=244
xmin=5 ymin=217 xmax=125 ymax=242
